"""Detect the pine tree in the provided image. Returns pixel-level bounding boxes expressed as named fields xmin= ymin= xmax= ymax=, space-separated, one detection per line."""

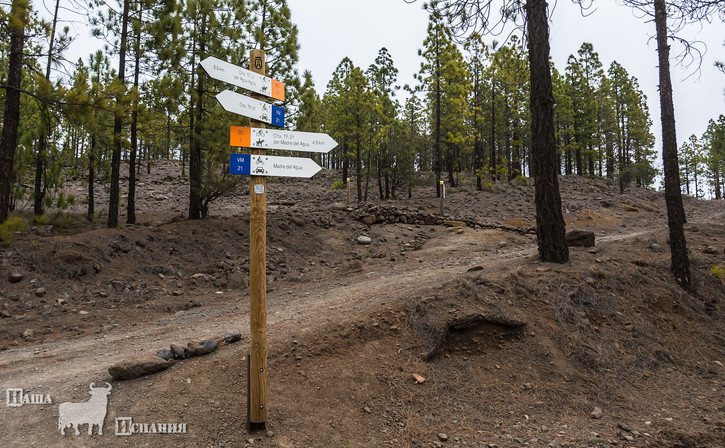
xmin=702 ymin=115 xmax=725 ymax=198
xmin=417 ymin=13 xmax=470 ymax=192
xmin=0 ymin=0 xmax=30 ymax=223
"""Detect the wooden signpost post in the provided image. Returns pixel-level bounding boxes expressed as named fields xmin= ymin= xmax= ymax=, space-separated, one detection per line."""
xmin=247 ymin=49 xmax=268 ymax=431
xmin=203 ymin=50 xmax=337 ymax=432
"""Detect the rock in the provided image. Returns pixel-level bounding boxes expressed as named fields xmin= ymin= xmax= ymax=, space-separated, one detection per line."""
xmin=357 ymin=236 xmax=372 ymax=245
xmin=617 ymin=422 xmax=632 ymax=433
xmin=649 ymin=243 xmax=663 ymax=252
xmin=35 ymin=288 xmax=46 ymax=297
xmin=186 ymin=342 xmax=202 ymax=357
xmin=703 ymin=246 xmax=719 ymax=255
xmin=170 ymin=343 xmax=187 ymax=359
xmin=363 ymin=406 xmax=372 ymax=413
xmin=425 ymin=216 xmax=437 ymax=225
xmin=412 ymin=373 xmax=425 ymax=384
xmin=361 ymin=215 xmax=375 ymax=225
xmin=197 ymin=339 xmax=218 ymax=356
xmin=108 ymin=353 xmax=173 ymax=380
xmin=591 ymin=407 xmax=603 ymax=419
xmin=498 ymin=241 xmax=508 ymax=248
xmin=467 ymin=266 xmax=484 ymax=272
xmin=714 ymin=360 xmax=724 ymax=368
xmin=566 ymin=230 xmax=595 ymax=248
xmin=438 ymin=433 xmax=449 ymax=441
xmin=22 ymin=328 xmax=34 ymax=339
xmin=225 ymin=329 xmax=243 ymax=343
xmin=135 ymin=239 xmax=147 ymax=249
xmin=0 ymin=309 xmax=11 ymax=318
xmin=8 ymin=271 xmax=24 ymax=284
xmin=156 ymin=349 xmax=174 ymax=361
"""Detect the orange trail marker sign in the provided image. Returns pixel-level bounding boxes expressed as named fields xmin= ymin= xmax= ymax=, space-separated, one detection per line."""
xmin=230 ymin=126 xmax=337 ymax=153
xmin=200 ymin=56 xmax=285 ymax=101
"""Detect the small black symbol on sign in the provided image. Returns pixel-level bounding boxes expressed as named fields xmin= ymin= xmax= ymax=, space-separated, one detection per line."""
xmin=254 ymin=57 xmax=263 ymax=70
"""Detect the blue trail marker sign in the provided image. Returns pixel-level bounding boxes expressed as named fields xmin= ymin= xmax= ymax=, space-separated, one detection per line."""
xmin=230 ymin=153 xmax=321 ymax=178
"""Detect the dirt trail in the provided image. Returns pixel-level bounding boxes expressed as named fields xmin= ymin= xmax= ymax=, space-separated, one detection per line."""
xmin=0 ymin=222 xmax=667 ymax=392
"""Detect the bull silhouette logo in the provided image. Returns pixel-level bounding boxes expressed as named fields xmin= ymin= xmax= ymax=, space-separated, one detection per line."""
xmin=58 ymin=382 xmax=112 ymax=435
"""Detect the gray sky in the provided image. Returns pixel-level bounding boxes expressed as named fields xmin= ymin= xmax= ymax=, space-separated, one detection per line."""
xmin=287 ymin=0 xmax=725 ymax=154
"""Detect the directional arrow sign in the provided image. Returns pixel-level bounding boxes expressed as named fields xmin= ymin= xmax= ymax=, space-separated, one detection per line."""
xmin=230 ymin=126 xmax=338 ymax=153
xmin=230 ymin=153 xmax=322 ymax=178
xmin=200 ymin=56 xmax=284 ymax=101
xmin=216 ymin=90 xmax=285 ymax=127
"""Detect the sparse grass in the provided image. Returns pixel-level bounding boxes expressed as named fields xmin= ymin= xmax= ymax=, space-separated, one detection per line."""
xmin=34 ymin=214 xmax=51 ymax=225
xmin=510 ymin=175 xmax=529 ymax=187
xmin=0 ymin=216 xmax=29 ymax=245
xmin=711 ymin=264 xmax=725 ymax=279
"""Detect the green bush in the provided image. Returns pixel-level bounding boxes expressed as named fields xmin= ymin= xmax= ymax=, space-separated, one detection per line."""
xmin=331 ymin=180 xmax=346 ymax=190
xmin=0 ymin=216 xmax=29 ymax=245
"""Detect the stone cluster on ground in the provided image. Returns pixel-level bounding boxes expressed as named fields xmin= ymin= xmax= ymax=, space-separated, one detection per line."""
xmin=108 ymin=329 xmax=243 ymax=380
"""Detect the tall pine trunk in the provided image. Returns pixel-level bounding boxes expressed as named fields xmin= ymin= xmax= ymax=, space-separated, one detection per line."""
xmin=34 ymin=0 xmax=60 ymax=217
xmin=127 ymin=11 xmax=142 ymax=225
xmin=189 ymin=12 xmax=206 ymax=220
xmin=654 ymin=0 xmax=691 ymax=290
xmin=527 ymin=0 xmax=569 ymax=263
xmin=108 ymin=0 xmax=130 ymax=228
xmin=0 ymin=0 xmax=27 ymax=223
xmin=88 ymin=133 xmax=96 ymax=220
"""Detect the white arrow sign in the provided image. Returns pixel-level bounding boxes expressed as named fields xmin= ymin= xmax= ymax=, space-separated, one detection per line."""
xmin=230 ymin=126 xmax=338 ymax=153
xmin=200 ymin=56 xmax=285 ymax=101
xmin=216 ymin=90 xmax=285 ymax=127
xmin=239 ymin=154 xmax=322 ymax=178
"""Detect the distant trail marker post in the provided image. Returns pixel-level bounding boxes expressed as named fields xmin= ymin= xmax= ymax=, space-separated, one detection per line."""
xmin=247 ymin=49 xmax=268 ymax=432
xmin=346 ymin=178 xmax=351 ymax=205
xmin=439 ymin=181 xmax=445 ymax=215
xmin=205 ymin=49 xmax=338 ymax=431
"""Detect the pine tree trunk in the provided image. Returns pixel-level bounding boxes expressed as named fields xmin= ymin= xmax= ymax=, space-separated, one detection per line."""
xmin=189 ymin=13 xmax=206 ymax=220
xmin=88 ymin=134 xmax=95 ymax=220
xmin=0 ymin=0 xmax=26 ymax=223
xmin=108 ymin=0 xmax=130 ymax=228
xmin=127 ymin=13 xmax=142 ymax=226
xmin=33 ymin=0 xmax=60 ymax=217
xmin=526 ymin=0 xmax=569 ymax=263
xmin=654 ymin=0 xmax=691 ymax=290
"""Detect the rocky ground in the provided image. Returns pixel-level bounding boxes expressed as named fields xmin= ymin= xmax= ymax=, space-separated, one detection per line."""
xmin=0 ymin=160 xmax=723 ymax=448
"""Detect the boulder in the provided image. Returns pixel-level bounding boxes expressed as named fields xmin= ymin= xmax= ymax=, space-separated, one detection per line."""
xmin=357 ymin=236 xmax=372 ymax=245
xmin=360 ymin=215 xmax=375 ymax=225
xmin=156 ymin=349 xmax=174 ymax=361
xmin=7 ymin=271 xmax=24 ymax=284
xmin=224 ymin=329 xmax=243 ymax=343
xmin=566 ymin=230 xmax=595 ymax=248
xmin=197 ymin=339 xmax=218 ymax=355
xmin=108 ymin=354 xmax=173 ymax=380
xmin=170 ymin=343 xmax=187 ymax=359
